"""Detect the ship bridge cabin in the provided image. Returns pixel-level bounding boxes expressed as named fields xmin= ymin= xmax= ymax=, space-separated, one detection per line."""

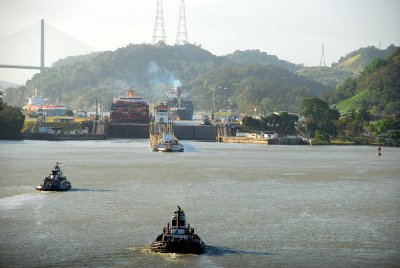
xmin=154 ymin=104 xmax=170 ymax=124
xmin=161 ymin=206 xmax=194 ymax=236
xmin=170 ymin=206 xmax=188 ymax=235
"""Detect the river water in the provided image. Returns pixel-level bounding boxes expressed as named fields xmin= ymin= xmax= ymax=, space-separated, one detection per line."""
xmin=0 ymin=140 xmax=399 ymax=267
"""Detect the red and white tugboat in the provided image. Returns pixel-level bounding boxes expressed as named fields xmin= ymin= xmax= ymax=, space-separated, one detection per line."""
xmin=150 ymin=206 xmax=205 ymax=254
xmin=36 ymin=162 xmax=72 ymax=191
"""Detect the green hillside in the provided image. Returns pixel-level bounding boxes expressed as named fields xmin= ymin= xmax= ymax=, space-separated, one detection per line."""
xmin=296 ymin=66 xmax=355 ymax=88
xmin=335 ymin=48 xmax=400 ymax=114
xmin=332 ymin=44 xmax=398 ymax=73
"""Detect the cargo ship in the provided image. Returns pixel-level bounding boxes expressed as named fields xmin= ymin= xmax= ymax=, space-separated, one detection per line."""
xmin=110 ymin=90 xmax=149 ymax=123
xmin=23 ymin=90 xmax=67 ymax=116
xmin=166 ymin=87 xmax=193 ymax=121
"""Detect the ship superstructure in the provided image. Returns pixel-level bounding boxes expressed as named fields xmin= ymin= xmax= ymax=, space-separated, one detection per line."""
xmin=23 ymin=90 xmax=66 ymax=116
xmin=166 ymin=87 xmax=193 ymax=120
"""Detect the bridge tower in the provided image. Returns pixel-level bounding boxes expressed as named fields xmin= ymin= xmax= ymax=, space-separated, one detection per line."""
xmin=152 ymin=0 xmax=167 ymax=44
xmin=176 ymin=0 xmax=188 ymax=45
xmin=41 ymin=19 xmax=45 ymax=72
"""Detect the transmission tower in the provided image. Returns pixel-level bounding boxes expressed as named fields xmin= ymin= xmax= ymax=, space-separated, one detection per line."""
xmin=320 ymin=42 xmax=326 ymax=67
xmin=176 ymin=0 xmax=188 ymax=45
xmin=152 ymin=0 xmax=167 ymax=44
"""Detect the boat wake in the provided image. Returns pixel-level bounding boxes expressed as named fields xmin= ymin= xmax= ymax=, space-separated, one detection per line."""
xmin=0 ymin=193 xmax=45 ymax=210
xmin=204 ymin=245 xmax=277 ymax=257
xmin=283 ymin=173 xmax=307 ymax=176
xmin=129 ymin=245 xmax=184 ymax=262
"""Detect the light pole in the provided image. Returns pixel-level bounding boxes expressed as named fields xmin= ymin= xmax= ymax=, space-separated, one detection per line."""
xmin=210 ymin=88 xmax=215 ymax=121
xmin=217 ymin=86 xmax=228 ymax=112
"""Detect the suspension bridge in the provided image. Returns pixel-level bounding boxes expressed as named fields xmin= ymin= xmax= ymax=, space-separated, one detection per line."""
xmin=0 ymin=19 xmax=94 ymax=83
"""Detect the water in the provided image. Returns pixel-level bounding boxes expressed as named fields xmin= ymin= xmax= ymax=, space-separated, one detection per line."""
xmin=1 ymin=140 xmax=399 ymax=267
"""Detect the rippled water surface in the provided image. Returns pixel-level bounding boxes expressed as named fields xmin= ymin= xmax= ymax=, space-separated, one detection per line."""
xmin=1 ymin=140 xmax=399 ymax=267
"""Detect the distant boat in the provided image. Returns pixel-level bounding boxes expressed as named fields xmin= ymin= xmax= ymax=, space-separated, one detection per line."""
xmin=150 ymin=206 xmax=205 ymax=254
xmin=23 ymin=90 xmax=67 ymax=116
xmin=36 ymin=162 xmax=72 ymax=191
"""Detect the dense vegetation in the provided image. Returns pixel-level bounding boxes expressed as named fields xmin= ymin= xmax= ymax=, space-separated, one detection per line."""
xmin=332 ymin=45 xmax=398 ymax=73
xmin=0 ymin=91 xmax=25 ymax=139
xmin=295 ymin=66 xmax=355 ymax=88
xmin=327 ymin=48 xmax=400 ymax=114
xmin=188 ymin=64 xmax=330 ymax=113
xmin=225 ymin=49 xmax=302 ymax=72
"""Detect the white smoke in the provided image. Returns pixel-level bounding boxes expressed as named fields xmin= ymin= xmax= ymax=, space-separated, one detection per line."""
xmin=147 ymin=61 xmax=181 ymax=88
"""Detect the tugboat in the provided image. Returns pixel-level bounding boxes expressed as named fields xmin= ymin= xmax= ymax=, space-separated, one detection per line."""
xmin=36 ymin=162 xmax=72 ymax=191
xmin=149 ymin=104 xmax=184 ymax=152
xmin=154 ymin=133 xmax=184 ymax=152
xmin=150 ymin=206 xmax=205 ymax=254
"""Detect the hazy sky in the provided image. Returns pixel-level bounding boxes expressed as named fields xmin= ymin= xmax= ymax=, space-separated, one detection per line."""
xmin=0 ymin=0 xmax=399 ymax=84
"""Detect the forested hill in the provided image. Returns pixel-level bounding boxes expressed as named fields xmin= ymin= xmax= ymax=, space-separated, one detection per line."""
xmin=188 ymin=64 xmax=331 ymax=113
xmin=6 ymin=43 xmax=222 ymax=110
xmin=332 ymin=45 xmax=398 ymax=73
xmin=4 ymin=43 xmax=331 ymax=112
xmin=295 ymin=45 xmax=399 ymax=89
xmin=225 ymin=49 xmax=302 ymax=72
xmin=330 ymin=48 xmax=400 ymax=114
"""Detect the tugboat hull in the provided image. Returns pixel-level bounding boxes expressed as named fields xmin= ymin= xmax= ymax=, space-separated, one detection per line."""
xmin=150 ymin=240 xmax=205 ymax=254
xmin=35 ymin=185 xmax=71 ymax=191
xmin=36 ymin=179 xmax=71 ymax=191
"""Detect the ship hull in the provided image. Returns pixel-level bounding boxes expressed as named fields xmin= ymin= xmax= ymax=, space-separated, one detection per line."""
xmin=36 ymin=185 xmax=71 ymax=191
xmin=150 ymin=240 xmax=205 ymax=254
xmin=36 ymin=178 xmax=71 ymax=191
xmin=171 ymin=109 xmax=193 ymax=121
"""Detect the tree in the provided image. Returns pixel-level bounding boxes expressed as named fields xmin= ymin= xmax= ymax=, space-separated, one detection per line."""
xmin=279 ymin=112 xmax=298 ymax=136
xmin=0 ymin=103 xmax=25 ymax=139
xmin=300 ymin=97 xmax=339 ymax=139
xmin=65 ymin=109 xmax=74 ymax=116
xmin=241 ymin=116 xmax=261 ymax=131
xmin=372 ymin=118 xmax=400 ymax=135
xmin=0 ymin=90 xmax=4 ymax=109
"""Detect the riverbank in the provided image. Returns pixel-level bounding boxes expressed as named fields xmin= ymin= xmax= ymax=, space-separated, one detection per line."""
xmin=22 ymin=133 xmax=106 ymax=141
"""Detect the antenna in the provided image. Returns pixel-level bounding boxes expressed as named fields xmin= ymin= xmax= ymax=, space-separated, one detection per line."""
xmin=152 ymin=0 xmax=167 ymax=44
xmin=320 ymin=42 xmax=326 ymax=67
xmin=176 ymin=0 xmax=188 ymax=45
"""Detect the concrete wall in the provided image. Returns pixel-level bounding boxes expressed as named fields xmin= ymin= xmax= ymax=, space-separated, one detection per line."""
xmin=174 ymin=126 xmax=216 ymax=140
xmin=107 ymin=123 xmax=149 ymax=139
xmin=106 ymin=123 xmax=216 ymax=141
